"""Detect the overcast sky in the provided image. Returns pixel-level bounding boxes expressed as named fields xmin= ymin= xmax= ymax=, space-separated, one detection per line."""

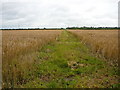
xmin=0 ymin=0 xmax=119 ymax=28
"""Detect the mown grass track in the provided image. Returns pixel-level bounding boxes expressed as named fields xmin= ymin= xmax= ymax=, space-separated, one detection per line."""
xmin=19 ymin=31 xmax=118 ymax=88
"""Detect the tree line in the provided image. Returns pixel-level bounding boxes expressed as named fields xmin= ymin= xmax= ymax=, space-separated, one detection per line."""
xmin=0 ymin=27 xmax=120 ymax=30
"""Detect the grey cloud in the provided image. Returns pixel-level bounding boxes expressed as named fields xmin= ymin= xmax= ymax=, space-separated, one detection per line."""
xmin=0 ymin=0 xmax=119 ymax=28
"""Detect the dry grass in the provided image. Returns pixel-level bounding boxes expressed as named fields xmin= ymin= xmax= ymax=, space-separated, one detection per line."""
xmin=2 ymin=30 xmax=62 ymax=88
xmin=70 ymin=30 xmax=118 ymax=66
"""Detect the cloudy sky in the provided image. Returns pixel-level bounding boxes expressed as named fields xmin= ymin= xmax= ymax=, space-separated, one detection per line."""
xmin=0 ymin=0 xmax=119 ymax=29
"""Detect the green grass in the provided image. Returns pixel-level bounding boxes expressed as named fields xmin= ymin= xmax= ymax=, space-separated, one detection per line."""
xmin=19 ymin=31 xmax=118 ymax=88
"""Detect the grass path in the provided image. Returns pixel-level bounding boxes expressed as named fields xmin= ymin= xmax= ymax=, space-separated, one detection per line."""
xmin=20 ymin=31 xmax=118 ymax=88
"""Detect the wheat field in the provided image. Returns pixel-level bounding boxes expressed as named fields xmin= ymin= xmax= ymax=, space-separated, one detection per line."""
xmin=2 ymin=30 xmax=62 ymax=88
xmin=2 ymin=30 xmax=119 ymax=88
xmin=70 ymin=30 xmax=118 ymax=66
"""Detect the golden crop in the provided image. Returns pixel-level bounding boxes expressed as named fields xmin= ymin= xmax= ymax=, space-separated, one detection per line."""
xmin=70 ymin=30 xmax=118 ymax=66
xmin=2 ymin=30 xmax=62 ymax=88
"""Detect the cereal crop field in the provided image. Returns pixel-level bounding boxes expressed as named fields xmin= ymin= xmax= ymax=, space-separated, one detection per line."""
xmin=2 ymin=30 xmax=119 ymax=88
